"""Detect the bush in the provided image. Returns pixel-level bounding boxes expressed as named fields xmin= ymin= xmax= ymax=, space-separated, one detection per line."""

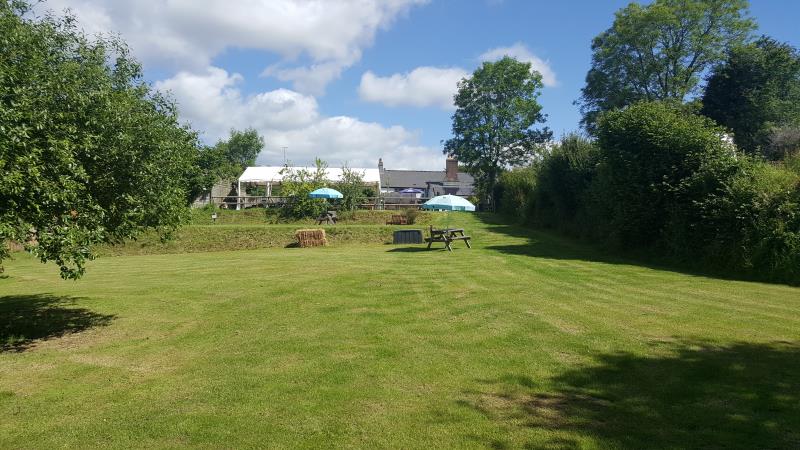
xmin=532 ymin=134 xmax=598 ymax=234
xmin=403 ymin=208 xmax=419 ymax=225
xmin=784 ymin=152 xmax=800 ymax=176
xmin=689 ymin=158 xmax=800 ymax=281
xmin=594 ymin=102 xmax=736 ymax=248
xmin=494 ymin=101 xmax=800 ymax=284
xmin=495 ymin=166 xmax=537 ymax=221
xmin=335 ymin=166 xmax=368 ymax=211
xmin=278 ymin=159 xmax=328 ymax=219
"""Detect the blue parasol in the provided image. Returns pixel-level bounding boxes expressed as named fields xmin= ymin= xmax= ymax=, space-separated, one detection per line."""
xmin=308 ymin=187 xmax=343 ymax=199
xmin=422 ymin=194 xmax=475 ymax=212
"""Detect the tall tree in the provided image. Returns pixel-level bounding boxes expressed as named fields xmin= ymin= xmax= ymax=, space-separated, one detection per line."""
xmin=444 ymin=57 xmax=551 ymax=207
xmin=702 ymin=37 xmax=800 ymax=157
xmin=579 ymin=0 xmax=754 ymax=132
xmin=1 ymin=1 xmax=200 ymax=278
xmin=187 ymin=128 xmax=265 ymax=201
xmin=220 ymin=127 xmax=264 ymax=170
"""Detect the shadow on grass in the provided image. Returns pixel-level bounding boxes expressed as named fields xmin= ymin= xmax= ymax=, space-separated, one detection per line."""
xmin=475 ymin=213 xmax=773 ymax=284
xmin=386 ymin=246 xmax=432 ymax=253
xmin=0 ymin=294 xmax=115 ymax=352
xmin=459 ymin=340 xmax=800 ymax=449
xmin=477 ymin=213 xmax=641 ymax=264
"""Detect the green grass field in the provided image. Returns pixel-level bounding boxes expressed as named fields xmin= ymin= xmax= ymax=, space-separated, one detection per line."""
xmin=1 ymin=212 xmax=799 ymax=449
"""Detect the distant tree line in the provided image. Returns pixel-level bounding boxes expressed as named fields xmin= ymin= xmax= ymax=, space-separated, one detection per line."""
xmin=494 ymin=0 xmax=800 ymax=284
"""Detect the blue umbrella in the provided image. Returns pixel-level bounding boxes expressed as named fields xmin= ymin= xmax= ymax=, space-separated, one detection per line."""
xmin=422 ymin=194 xmax=476 ymax=212
xmin=399 ymin=188 xmax=424 ymax=194
xmin=309 ymin=187 xmax=343 ymax=199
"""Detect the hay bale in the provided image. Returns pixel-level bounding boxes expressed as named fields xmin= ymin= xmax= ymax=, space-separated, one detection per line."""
xmin=295 ymin=229 xmax=327 ymax=247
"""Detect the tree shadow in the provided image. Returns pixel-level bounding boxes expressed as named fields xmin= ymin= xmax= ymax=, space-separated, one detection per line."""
xmin=459 ymin=340 xmax=800 ymax=449
xmin=0 ymin=294 xmax=115 ymax=352
xmin=475 ymin=214 xmax=779 ymax=284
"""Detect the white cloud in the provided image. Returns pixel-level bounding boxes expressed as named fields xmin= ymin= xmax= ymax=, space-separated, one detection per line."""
xmin=263 ymin=59 xmax=360 ymax=97
xmin=41 ymin=0 xmax=428 ymax=94
xmin=155 ymin=67 xmax=319 ymax=139
xmin=358 ymin=67 xmax=469 ymax=110
xmin=479 ymin=43 xmax=558 ymax=87
xmin=357 ymin=43 xmax=556 ymax=110
xmin=156 ymin=68 xmax=443 ymax=170
xmin=263 ymin=116 xmax=442 ymax=170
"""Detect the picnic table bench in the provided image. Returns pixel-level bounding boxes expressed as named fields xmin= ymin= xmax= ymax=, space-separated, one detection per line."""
xmin=386 ymin=214 xmax=408 ymax=225
xmin=425 ymin=225 xmax=471 ymax=251
xmin=316 ymin=211 xmax=338 ymax=225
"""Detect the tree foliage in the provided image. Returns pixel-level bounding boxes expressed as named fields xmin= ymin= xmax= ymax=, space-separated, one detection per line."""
xmin=444 ymin=57 xmax=551 ymax=206
xmin=702 ymin=36 xmax=800 ymax=157
xmin=496 ymin=102 xmax=800 ymax=284
xmin=335 ymin=165 xmax=367 ymax=212
xmin=579 ymin=0 xmax=754 ymax=131
xmin=531 ymin=135 xmax=599 ymax=233
xmin=187 ymin=128 xmax=265 ymax=201
xmin=278 ymin=159 xmax=329 ymax=219
xmin=218 ymin=127 xmax=263 ymax=170
xmin=0 ymin=2 xmax=199 ymax=278
xmin=594 ymin=102 xmax=737 ymax=248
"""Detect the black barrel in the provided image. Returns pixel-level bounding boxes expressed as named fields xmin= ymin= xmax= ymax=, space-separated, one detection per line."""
xmin=393 ymin=229 xmax=423 ymax=244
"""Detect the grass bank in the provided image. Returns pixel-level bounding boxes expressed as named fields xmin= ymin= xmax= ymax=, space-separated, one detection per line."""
xmin=95 ymin=224 xmax=400 ymax=257
xmin=1 ymin=213 xmax=799 ymax=448
xmin=96 ymin=209 xmax=435 ymax=256
xmin=188 ymin=208 xmax=433 ymax=225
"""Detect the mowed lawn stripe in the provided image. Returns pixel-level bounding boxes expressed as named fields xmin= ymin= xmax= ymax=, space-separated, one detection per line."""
xmin=1 ymin=212 xmax=798 ymax=449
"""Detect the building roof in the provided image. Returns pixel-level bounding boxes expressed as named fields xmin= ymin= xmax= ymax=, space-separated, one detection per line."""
xmin=381 ymin=169 xmax=475 ymax=196
xmin=429 ymin=182 xmax=475 ymax=197
xmin=381 ymin=170 xmax=446 ymax=188
xmin=239 ymin=166 xmax=381 ymax=184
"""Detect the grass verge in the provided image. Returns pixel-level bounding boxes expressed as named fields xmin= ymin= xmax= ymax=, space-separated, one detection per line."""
xmin=1 ymin=212 xmax=798 ymax=448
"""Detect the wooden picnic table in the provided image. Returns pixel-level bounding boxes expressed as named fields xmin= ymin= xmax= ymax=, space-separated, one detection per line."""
xmin=316 ymin=211 xmax=338 ymax=225
xmin=425 ymin=226 xmax=471 ymax=251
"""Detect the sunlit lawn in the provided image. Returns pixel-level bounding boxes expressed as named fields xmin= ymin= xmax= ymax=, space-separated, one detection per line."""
xmin=1 ymin=213 xmax=799 ymax=449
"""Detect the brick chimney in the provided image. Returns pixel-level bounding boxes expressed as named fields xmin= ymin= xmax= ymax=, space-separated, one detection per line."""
xmin=445 ymin=157 xmax=458 ymax=182
xmin=378 ymin=158 xmax=384 ymax=172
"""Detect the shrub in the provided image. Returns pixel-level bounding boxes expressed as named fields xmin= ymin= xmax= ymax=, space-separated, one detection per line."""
xmin=689 ymin=158 xmax=800 ymax=281
xmin=784 ymin=152 xmax=800 ymax=176
xmin=335 ymin=165 xmax=367 ymax=211
xmin=592 ymin=102 xmax=800 ymax=282
xmin=495 ymin=166 xmax=538 ymax=221
xmin=494 ymin=101 xmax=800 ymax=284
xmin=403 ymin=208 xmax=419 ymax=225
xmin=532 ymin=134 xmax=598 ymax=234
xmin=278 ymin=159 xmax=328 ymax=219
xmin=594 ymin=101 xmax=736 ymax=248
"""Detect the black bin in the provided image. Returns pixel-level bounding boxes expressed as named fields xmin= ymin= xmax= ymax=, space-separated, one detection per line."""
xmin=393 ymin=229 xmax=423 ymax=244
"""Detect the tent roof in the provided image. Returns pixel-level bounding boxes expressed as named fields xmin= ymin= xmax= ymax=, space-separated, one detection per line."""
xmin=239 ymin=166 xmax=381 ymax=184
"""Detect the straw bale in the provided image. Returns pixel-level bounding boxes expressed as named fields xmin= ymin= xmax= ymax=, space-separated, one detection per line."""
xmin=295 ymin=229 xmax=327 ymax=247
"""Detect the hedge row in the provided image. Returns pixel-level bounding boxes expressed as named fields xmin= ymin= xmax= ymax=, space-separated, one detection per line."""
xmin=496 ymin=102 xmax=800 ymax=284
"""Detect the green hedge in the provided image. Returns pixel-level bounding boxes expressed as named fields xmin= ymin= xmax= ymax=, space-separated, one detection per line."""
xmin=496 ymin=102 xmax=800 ymax=284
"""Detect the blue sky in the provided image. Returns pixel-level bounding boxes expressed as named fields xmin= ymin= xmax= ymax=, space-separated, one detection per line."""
xmin=47 ymin=0 xmax=800 ymax=169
